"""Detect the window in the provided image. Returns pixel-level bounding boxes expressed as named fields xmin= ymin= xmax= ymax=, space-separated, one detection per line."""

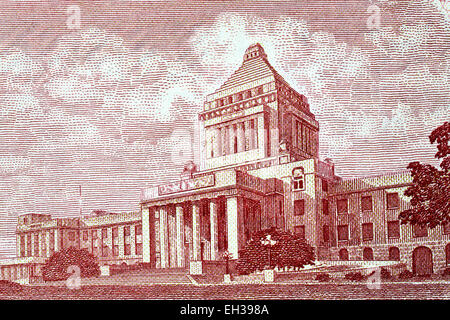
xmin=294 ymin=199 xmax=305 ymax=216
xmin=363 ymin=247 xmax=374 ymax=261
xmin=124 ymin=226 xmax=131 ymax=236
xmin=386 ymin=192 xmax=400 ymax=209
xmin=387 ymin=220 xmax=400 ymax=239
xmin=113 ymin=245 xmax=119 ymax=257
xmin=362 ymin=223 xmax=373 ymax=241
xmin=135 ymin=243 xmax=143 ymax=255
xmin=389 ymin=247 xmax=400 ymax=261
xmin=322 ymin=199 xmax=329 ymax=215
xmin=69 ymin=231 xmax=75 ymax=241
xmin=102 ymin=246 xmax=108 ymax=257
xmin=321 ymin=179 xmax=328 ymax=192
xmin=413 ymin=224 xmax=428 ymax=238
xmin=337 ymin=225 xmax=349 ymax=241
xmin=112 ymin=227 xmax=118 ymax=238
xmin=339 ymin=248 xmax=349 ymax=260
xmin=101 ymin=228 xmax=107 ymax=239
xmin=124 ymin=244 xmax=131 ymax=256
xmin=92 ymin=230 xmax=98 ymax=239
xmin=135 ymin=225 xmax=142 ymax=235
xmin=292 ymin=167 xmax=305 ymax=190
xmin=337 ymin=199 xmax=348 ymax=214
xmin=323 ymin=225 xmax=330 ymax=242
xmin=82 ymin=231 xmax=88 ymax=241
xmin=294 ymin=225 xmax=305 ymax=239
xmin=361 ymin=196 xmax=373 ymax=212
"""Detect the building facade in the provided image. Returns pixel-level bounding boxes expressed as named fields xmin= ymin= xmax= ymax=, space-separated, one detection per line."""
xmin=10 ymin=211 xmax=142 ymax=268
xmin=140 ymin=44 xmax=450 ymax=276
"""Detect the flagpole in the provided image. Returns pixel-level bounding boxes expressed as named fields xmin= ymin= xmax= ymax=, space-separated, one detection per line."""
xmin=79 ymin=185 xmax=82 ymax=216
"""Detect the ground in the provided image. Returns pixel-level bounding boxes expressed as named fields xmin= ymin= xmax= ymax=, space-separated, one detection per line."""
xmin=1 ymin=282 xmax=450 ymax=300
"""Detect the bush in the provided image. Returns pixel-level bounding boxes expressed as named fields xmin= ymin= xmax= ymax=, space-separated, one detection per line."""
xmin=42 ymin=247 xmax=100 ymax=281
xmin=442 ymin=267 xmax=450 ymax=276
xmin=0 ymin=280 xmax=23 ymax=293
xmin=398 ymin=269 xmax=414 ymax=280
xmin=236 ymin=228 xmax=315 ymax=275
xmin=380 ymin=268 xmax=392 ymax=280
xmin=315 ymin=273 xmax=331 ymax=282
xmin=344 ymin=271 xmax=364 ymax=281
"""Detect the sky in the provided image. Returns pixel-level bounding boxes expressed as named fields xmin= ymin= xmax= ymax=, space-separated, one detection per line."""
xmin=0 ymin=0 xmax=448 ymax=256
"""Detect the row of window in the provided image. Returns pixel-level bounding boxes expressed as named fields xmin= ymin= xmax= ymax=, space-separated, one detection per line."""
xmin=293 ymin=198 xmax=329 ymax=216
xmin=215 ymin=86 xmax=265 ymax=109
xmin=338 ymin=247 xmax=400 ymax=261
xmin=81 ymin=225 xmax=142 ymax=241
xmin=293 ymin=192 xmax=402 ymax=216
xmin=337 ymin=221 xmax=450 ymax=241
xmin=337 ymin=193 xmax=400 ymax=214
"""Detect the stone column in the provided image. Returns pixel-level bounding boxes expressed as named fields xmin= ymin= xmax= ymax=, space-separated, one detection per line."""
xmin=210 ymin=199 xmax=219 ymax=261
xmin=159 ymin=206 xmax=169 ymax=268
xmin=216 ymin=127 xmax=222 ymax=157
xmin=249 ymin=119 xmax=256 ymax=150
xmin=24 ymin=234 xmax=28 ymax=257
xmin=54 ymin=229 xmax=60 ymax=252
xmin=30 ymin=232 xmax=35 ymax=257
xmin=168 ymin=208 xmax=177 ymax=267
xmin=257 ymin=115 xmax=264 ymax=152
xmin=118 ymin=226 xmax=125 ymax=258
xmin=142 ymin=206 xmax=151 ymax=263
xmin=230 ymin=124 xmax=237 ymax=153
xmin=192 ymin=201 xmax=201 ymax=261
xmin=237 ymin=122 xmax=245 ymax=153
xmin=46 ymin=231 xmax=51 ymax=258
xmin=175 ymin=204 xmax=185 ymax=267
xmin=226 ymin=196 xmax=243 ymax=260
xmin=223 ymin=126 xmax=230 ymax=155
xmin=16 ymin=235 xmax=21 ymax=258
xmin=38 ymin=232 xmax=42 ymax=257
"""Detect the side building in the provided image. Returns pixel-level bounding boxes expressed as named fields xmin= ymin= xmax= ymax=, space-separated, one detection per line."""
xmin=0 ymin=211 xmax=142 ymax=283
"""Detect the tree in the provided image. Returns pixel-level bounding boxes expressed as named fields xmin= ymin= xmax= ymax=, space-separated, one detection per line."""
xmin=236 ymin=228 xmax=315 ymax=275
xmin=399 ymin=122 xmax=450 ymax=228
xmin=42 ymin=247 xmax=100 ymax=281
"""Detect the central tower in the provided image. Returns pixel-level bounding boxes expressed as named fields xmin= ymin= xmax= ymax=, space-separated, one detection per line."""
xmin=199 ymin=43 xmax=319 ymax=170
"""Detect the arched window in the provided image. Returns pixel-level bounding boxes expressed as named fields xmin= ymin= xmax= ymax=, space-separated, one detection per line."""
xmin=389 ymin=247 xmax=400 ymax=261
xmin=339 ymin=248 xmax=349 ymax=261
xmin=292 ymin=167 xmax=305 ymax=191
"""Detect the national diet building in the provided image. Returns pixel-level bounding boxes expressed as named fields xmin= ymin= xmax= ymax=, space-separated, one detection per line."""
xmin=5 ymin=44 xmax=449 ymax=284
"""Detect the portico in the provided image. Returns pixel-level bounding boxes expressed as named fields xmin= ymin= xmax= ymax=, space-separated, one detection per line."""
xmin=141 ymin=172 xmax=268 ymax=268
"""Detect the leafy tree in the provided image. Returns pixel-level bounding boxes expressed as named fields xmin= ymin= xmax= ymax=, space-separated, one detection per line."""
xmin=399 ymin=122 xmax=449 ymax=228
xmin=236 ymin=228 xmax=315 ymax=275
xmin=42 ymin=247 xmax=100 ymax=281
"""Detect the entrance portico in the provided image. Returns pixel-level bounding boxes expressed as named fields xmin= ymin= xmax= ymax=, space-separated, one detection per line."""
xmin=140 ymin=169 xmax=273 ymax=269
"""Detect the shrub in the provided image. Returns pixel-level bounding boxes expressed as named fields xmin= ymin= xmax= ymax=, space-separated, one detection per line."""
xmin=398 ymin=269 xmax=414 ymax=280
xmin=442 ymin=267 xmax=450 ymax=276
xmin=236 ymin=228 xmax=315 ymax=275
xmin=344 ymin=271 xmax=364 ymax=281
xmin=380 ymin=267 xmax=392 ymax=280
xmin=0 ymin=280 xmax=23 ymax=293
xmin=42 ymin=247 xmax=100 ymax=281
xmin=315 ymin=273 xmax=331 ymax=282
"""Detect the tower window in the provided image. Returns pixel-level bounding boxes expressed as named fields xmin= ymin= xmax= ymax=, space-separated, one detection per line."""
xmin=292 ymin=167 xmax=305 ymax=191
